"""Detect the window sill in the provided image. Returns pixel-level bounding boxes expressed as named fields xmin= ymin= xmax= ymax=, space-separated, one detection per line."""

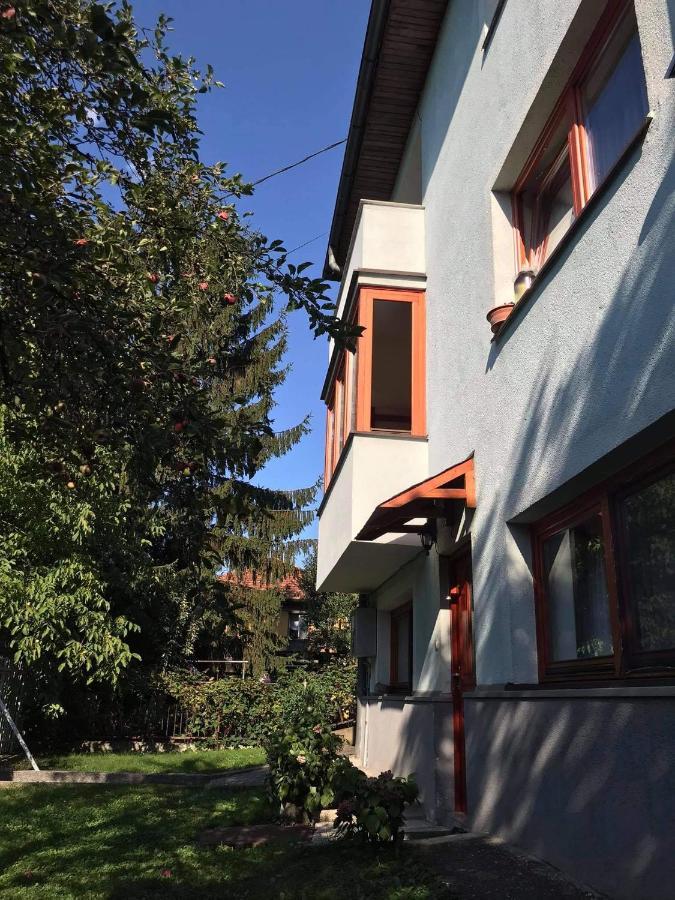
xmin=494 ymin=112 xmax=653 ymax=344
xmin=364 ymin=691 xmax=452 ymax=703
xmin=465 ymin=683 xmax=675 ymax=700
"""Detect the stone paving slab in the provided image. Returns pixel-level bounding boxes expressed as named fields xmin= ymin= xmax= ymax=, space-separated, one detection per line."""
xmin=0 ymin=764 xmax=268 ymax=788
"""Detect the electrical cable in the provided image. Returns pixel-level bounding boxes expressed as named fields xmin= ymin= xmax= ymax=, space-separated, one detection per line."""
xmin=249 ymin=139 xmax=346 ymax=189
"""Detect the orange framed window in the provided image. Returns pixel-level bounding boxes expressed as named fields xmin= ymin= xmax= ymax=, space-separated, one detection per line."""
xmin=324 ymin=287 xmax=426 ymax=489
xmin=355 ymin=287 xmax=426 ymax=436
xmin=532 ymin=444 xmax=675 ymax=683
xmin=323 ymin=397 xmax=335 ymax=488
xmin=513 ymin=0 xmax=648 ymax=272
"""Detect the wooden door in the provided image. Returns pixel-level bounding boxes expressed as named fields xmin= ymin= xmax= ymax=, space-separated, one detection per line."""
xmin=447 ymin=549 xmax=475 ymax=814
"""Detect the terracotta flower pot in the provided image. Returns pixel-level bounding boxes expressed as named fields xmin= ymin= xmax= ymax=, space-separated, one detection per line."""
xmin=486 ymin=303 xmax=514 ymax=335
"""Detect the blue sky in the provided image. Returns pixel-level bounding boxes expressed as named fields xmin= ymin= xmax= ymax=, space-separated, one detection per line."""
xmin=138 ymin=1 xmax=369 ymax=537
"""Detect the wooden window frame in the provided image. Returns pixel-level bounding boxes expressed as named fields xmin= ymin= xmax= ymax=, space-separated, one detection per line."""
xmin=389 ymin=601 xmax=413 ymax=692
xmin=512 ymin=0 xmax=648 ymax=272
xmin=355 ymin=287 xmax=426 ymax=437
xmin=323 ymin=286 xmax=426 ymax=489
xmin=532 ymin=443 xmax=675 ymax=683
xmin=324 ymin=390 xmax=335 ymax=489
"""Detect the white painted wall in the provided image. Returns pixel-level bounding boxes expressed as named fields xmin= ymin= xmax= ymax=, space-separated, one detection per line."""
xmin=334 ymin=4 xmax=675 ymax=893
xmin=333 ymin=201 xmax=426 ymax=327
xmin=316 ymin=433 xmax=428 ymax=592
xmin=400 ymin=0 xmax=675 ymax=685
xmin=323 ymin=0 xmax=675 ymax=683
xmin=368 ymin=550 xmax=452 ymax=695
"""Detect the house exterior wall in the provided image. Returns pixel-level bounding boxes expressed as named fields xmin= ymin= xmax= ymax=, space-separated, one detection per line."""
xmin=402 ymin=0 xmax=674 ymax=690
xmin=464 ymin=692 xmax=675 ymax=900
xmin=330 ymin=200 xmax=426 ymax=355
xmin=317 ymin=433 xmax=428 ymax=593
xmin=321 ymin=1 xmax=675 ymax=896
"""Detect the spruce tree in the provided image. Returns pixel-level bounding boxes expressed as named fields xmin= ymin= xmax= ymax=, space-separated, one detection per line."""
xmin=0 ymin=0 xmax=356 ymax=713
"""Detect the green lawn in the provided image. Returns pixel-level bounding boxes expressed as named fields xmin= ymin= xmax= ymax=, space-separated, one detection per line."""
xmin=24 ymin=747 xmax=266 ymax=774
xmin=0 ymin=784 xmax=450 ymax=899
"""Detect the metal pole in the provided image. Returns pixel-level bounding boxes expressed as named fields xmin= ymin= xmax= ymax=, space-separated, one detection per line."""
xmin=0 ymin=694 xmax=39 ymax=771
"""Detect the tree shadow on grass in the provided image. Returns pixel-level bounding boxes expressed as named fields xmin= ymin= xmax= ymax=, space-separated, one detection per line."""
xmin=0 ymin=784 xmax=273 ymax=897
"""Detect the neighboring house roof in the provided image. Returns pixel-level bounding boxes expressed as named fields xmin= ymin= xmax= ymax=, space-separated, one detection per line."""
xmin=217 ymin=568 xmax=306 ymax=603
xmin=323 ymin=0 xmax=448 ymax=279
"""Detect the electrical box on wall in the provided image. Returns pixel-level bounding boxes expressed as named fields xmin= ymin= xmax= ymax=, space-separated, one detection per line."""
xmin=351 ymin=607 xmax=377 ymax=658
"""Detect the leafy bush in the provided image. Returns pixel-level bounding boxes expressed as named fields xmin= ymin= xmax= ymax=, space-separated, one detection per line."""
xmin=335 ymin=771 xmax=418 ymax=843
xmin=158 ymin=662 xmax=356 ymax=746
xmin=264 ymin=705 xmax=353 ymax=824
xmin=274 ymin=662 xmax=356 ymax=728
xmin=158 ymin=671 xmax=277 ymax=745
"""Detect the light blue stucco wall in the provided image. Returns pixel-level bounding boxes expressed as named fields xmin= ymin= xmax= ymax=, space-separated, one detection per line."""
xmin=360 ymin=2 xmax=675 ymax=897
xmin=391 ymin=0 xmax=675 ymax=686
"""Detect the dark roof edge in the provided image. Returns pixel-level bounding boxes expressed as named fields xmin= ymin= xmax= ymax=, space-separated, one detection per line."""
xmin=322 ymin=0 xmax=391 ymax=282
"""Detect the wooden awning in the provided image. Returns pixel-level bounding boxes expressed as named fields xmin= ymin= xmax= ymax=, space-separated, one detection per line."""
xmin=356 ymin=455 xmax=475 ymax=541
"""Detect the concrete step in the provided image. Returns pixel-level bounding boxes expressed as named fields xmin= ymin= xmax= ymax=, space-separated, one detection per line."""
xmin=403 ymin=803 xmax=463 ymax=840
xmin=403 ymin=820 xmax=458 ymax=840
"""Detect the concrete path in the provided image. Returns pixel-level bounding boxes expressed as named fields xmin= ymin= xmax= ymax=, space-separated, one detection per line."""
xmin=0 ymin=764 xmax=267 ymax=788
xmin=412 ymin=833 xmax=603 ymax=899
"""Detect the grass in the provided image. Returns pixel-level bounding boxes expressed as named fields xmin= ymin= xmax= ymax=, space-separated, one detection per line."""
xmin=0 ymin=784 xmax=451 ymax=899
xmin=8 ymin=747 xmax=266 ymax=774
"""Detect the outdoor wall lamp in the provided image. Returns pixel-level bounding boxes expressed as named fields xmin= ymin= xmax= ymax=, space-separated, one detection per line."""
xmin=419 ymin=526 xmax=436 ymax=555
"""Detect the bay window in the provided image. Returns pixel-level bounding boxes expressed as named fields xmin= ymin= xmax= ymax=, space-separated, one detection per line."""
xmin=324 ymin=287 xmax=425 ymax=487
xmin=513 ymin=0 xmax=648 ymax=272
xmin=533 ymin=447 xmax=675 ymax=681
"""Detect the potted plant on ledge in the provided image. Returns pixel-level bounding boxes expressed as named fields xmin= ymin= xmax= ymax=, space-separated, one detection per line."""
xmin=487 ymin=268 xmax=536 ymax=336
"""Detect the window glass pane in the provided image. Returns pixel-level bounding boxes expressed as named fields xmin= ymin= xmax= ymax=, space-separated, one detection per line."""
xmin=371 ymin=300 xmax=412 ymax=431
xmin=620 ymin=471 xmax=675 ymax=653
xmin=543 ymin=512 xmax=614 ymax=661
xmin=583 ymin=12 xmax=648 ymax=192
xmin=325 ymin=404 xmax=335 ymax=480
xmin=335 ymin=375 xmax=344 ymax=455
xmin=288 ymin=613 xmax=308 ymax=641
xmin=518 ymin=113 xmax=573 ymax=268
xmin=541 ymin=159 xmax=575 ymax=262
xmin=393 ymin=610 xmax=411 ymax=685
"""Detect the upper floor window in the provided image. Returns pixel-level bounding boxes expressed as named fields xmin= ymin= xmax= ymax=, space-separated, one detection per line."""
xmin=533 ymin=447 xmax=675 ymax=681
xmin=513 ymin=1 xmax=648 ymax=272
xmin=390 ymin=601 xmax=413 ymax=692
xmin=324 ymin=287 xmax=425 ymax=487
xmin=288 ymin=611 xmax=308 ymax=642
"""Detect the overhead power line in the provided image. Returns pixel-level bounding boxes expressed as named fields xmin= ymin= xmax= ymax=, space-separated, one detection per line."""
xmin=250 ymin=139 xmax=346 ymax=189
xmin=287 ymin=231 xmax=328 ymax=256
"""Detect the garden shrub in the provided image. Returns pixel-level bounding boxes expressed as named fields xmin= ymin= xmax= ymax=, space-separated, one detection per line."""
xmin=273 ymin=661 xmax=356 ymax=728
xmin=158 ymin=661 xmax=356 ymax=746
xmin=158 ymin=670 xmax=276 ymax=745
xmin=334 ymin=770 xmax=419 ymax=843
xmin=263 ymin=705 xmax=354 ymax=824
